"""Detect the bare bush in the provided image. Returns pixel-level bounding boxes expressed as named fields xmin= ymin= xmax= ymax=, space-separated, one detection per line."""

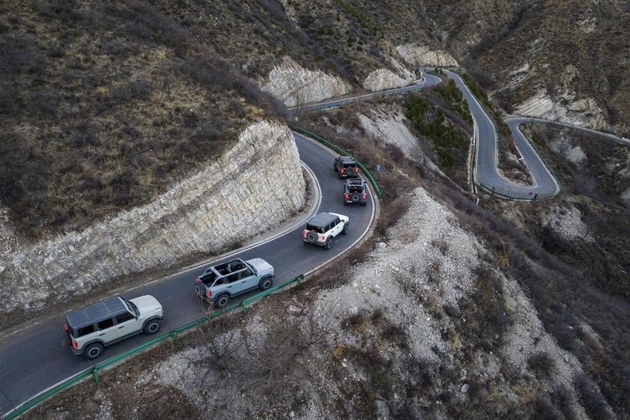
xmin=527 ymin=351 xmax=556 ymax=379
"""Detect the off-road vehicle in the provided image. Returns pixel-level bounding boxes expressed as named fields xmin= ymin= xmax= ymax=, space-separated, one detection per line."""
xmin=302 ymin=212 xmax=349 ymax=250
xmin=343 ymin=178 xmax=368 ymax=206
xmin=63 ymin=295 xmax=164 ymax=360
xmin=334 ymin=156 xmax=359 ymax=178
xmin=194 ymin=257 xmax=275 ymax=308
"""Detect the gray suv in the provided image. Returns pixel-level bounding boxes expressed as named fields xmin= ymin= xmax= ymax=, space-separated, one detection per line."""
xmin=194 ymin=258 xmax=275 ymax=308
xmin=63 ymin=295 xmax=164 ymax=360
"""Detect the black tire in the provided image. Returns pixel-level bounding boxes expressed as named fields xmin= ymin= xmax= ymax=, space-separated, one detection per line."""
xmin=259 ymin=276 xmax=273 ymax=291
xmin=324 ymin=237 xmax=333 ymax=250
xmin=362 ymin=201 xmax=367 ymax=206
xmin=215 ymin=294 xmax=230 ymax=308
xmin=84 ymin=343 xmax=104 ymax=360
xmin=342 ymin=222 xmax=349 ymax=235
xmin=144 ymin=319 xmax=160 ymax=335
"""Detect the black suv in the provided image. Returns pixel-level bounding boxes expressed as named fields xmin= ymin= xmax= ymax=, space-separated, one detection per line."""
xmin=343 ymin=178 xmax=368 ymax=206
xmin=334 ymin=156 xmax=359 ymax=178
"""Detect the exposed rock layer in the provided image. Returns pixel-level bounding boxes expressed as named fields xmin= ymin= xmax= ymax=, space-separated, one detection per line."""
xmin=261 ymin=56 xmax=352 ymax=107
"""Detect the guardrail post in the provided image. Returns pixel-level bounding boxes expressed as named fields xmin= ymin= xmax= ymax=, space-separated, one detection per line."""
xmin=92 ymin=368 xmax=100 ymax=385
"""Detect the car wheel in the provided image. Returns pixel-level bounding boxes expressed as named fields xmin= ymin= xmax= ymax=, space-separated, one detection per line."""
xmin=324 ymin=237 xmax=333 ymax=250
xmin=84 ymin=343 xmax=104 ymax=360
xmin=342 ymin=222 xmax=349 ymax=235
xmin=259 ymin=276 xmax=273 ymax=291
xmin=215 ymin=294 xmax=230 ymax=308
xmin=144 ymin=319 xmax=160 ymax=335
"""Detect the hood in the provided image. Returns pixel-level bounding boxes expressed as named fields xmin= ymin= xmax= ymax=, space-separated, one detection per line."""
xmin=246 ymin=258 xmax=274 ymax=275
xmin=129 ymin=295 xmax=163 ymax=315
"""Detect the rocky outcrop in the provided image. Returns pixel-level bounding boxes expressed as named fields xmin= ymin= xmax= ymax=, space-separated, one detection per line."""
xmin=0 ymin=121 xmax=305 ymax=315
xmin=514 ymin=89 xmax=608 ymax=129
xmin=362 ymin=68 xmax=415 ymax=92
xmin=396 ymin=43 xmax=459 ymax=67
xmin=261 ymin=56 xmax=352 ymax=107
xmin=363 ymin=56 xmax=416 ymax=91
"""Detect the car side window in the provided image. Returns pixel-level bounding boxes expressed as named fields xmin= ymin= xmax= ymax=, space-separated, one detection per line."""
xmin=238 ymin=268 xmax=254 ymax=280
xmin=335 ymin=217 xmax=341 ymax=225
xmin=97 ymin=318 xmax=114 ymax=330
xmin=77 ymin=325 xmax=95 ymax=337
xmin=116 ymin=312 xmax=134 ymax=324
xmin=227 ymin=273 xmax=239 ymax=283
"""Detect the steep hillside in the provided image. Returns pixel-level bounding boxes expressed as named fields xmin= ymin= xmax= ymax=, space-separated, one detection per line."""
xmin=0 ymin=1 xmax=283 ymax=237
xmin=422 ymin=0 xmax=630 ymax=133
xmin=3 ymin=0 xmax=628 ymax=238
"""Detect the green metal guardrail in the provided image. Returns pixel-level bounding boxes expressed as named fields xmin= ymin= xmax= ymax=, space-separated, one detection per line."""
xmin=290 ymin=126 xmax=383 ymax=196
xmin=6 ymin=274 xmax=305 ymax=420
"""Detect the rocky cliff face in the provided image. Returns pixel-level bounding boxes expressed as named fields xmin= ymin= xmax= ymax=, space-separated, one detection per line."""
xmin=261 ymin=56 xmax=352 ymax=106
xmin=396 ymin=43 xmax=459 ymax=68
xmin=0 ymin=121 xmax=305 ymax=316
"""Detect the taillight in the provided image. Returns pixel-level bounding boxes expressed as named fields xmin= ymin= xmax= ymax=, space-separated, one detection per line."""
xmin=340 ymin=168 xmax=345 ymax=174
xmin=72 ymin=340 xmax=78 ymax=349
xmin=195 ymin=277 xmax=201 ymax=284
xmin=344 ymin=193 xmax=350 ymax=199
xmin=206 ymin=290 xmax=212 ymax=298
xmin=302 ymin=230 xmax=307 ymax=238
xmin=355 ymin=167 xmax=359 ymax=173
xmin=320 ymin=235 xmax=325 ymax=241
xmin=362 ymin=193 xmax=367 ymax=200
xmin=63 ymin=323 xmax=68 ymax=331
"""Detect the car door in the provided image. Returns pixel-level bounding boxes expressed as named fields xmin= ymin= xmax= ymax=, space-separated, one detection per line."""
xmin=237 ymin=267 xmax=258 ymax=291
xmin=225 ymin=273 xmax=243 ymax=295
xmin=115 ymin=311 xmax=140 ymax=339
xmin=332 ymin=218 xmax=342 ymax=236
xmin=95 ymin=317 xmax=119 ymax=343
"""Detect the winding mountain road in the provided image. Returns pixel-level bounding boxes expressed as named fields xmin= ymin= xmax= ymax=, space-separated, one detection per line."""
xmin=445 ymin=70 xmax=561 ymax=199
xmin=3 ymin=67 xmax=628 ymax=417
xmin=0 ymin=133 xmax=376 ymax=416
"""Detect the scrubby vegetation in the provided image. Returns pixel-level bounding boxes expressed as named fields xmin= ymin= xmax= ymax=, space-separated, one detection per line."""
xmin=406 ymin=91 xmax=470 ymax=182
xmin=0 ymin=1 xmax=282 ymax=237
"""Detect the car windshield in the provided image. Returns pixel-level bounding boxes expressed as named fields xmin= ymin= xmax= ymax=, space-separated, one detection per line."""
xmin=124 ymin=299 xmax=139 ymax=317
xmin=244 ymin=261 xmax=256 ymax=275
xmin=348 ymin=185 xmax=363 ymax=193
xmin=343 ymin=163 xmax=356 ymax=168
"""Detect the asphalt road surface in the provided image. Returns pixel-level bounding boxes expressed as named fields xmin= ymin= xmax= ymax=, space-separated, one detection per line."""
xmin=0 ymin=133 xmax=375 ymax=416
xmin=445 ymin=70 xmax=560 ymax=199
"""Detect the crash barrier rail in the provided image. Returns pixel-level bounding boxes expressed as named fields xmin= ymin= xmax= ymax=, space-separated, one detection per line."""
xmin=290 ymin=126 xmax=383 ymax=196
xmin=5 ymin=274 xmax=305 ymax=420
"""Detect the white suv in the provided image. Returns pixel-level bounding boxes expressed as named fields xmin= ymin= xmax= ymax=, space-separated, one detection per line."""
xmin=63 ymin=295 xmax=164 ymax=360
xmin=302 ymin=212 xmax=349 ymax=250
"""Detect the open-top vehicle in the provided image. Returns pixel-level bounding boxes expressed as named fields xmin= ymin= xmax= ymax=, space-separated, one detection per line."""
xmin=194 ymin=258 xmax=275 ymax=308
